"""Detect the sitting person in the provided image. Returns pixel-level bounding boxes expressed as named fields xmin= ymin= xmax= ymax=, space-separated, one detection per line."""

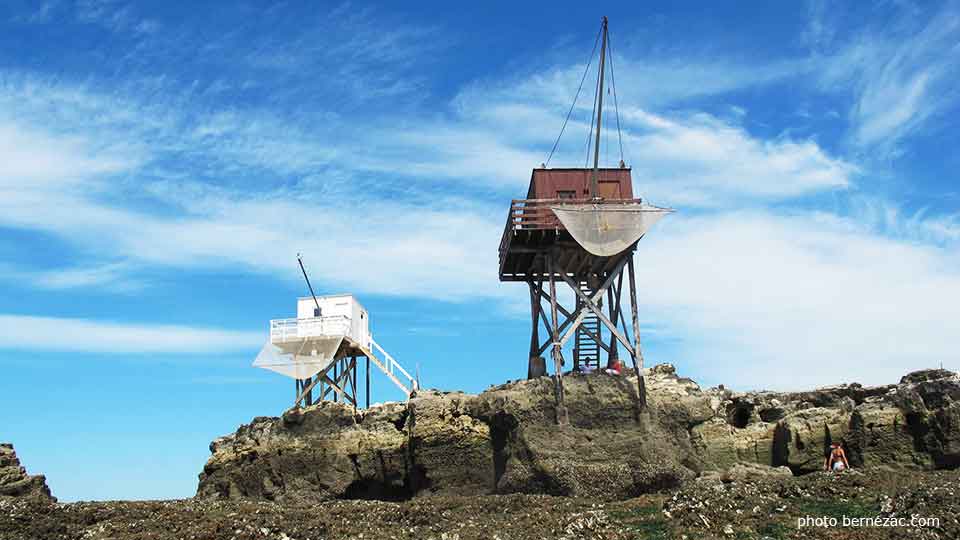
xmin=824 ymin=442 xmax=850 ymax=472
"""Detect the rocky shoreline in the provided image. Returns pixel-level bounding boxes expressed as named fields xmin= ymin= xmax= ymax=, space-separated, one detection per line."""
xmin=3 ymin=365 xmax=958 ymax=539
xmin=196 ymin=365 xmax=960 ymax=502
xmin=3 ymin=468 xmax=958 ymax=539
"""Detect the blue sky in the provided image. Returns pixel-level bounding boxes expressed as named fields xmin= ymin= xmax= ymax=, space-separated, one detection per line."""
xmin=1 ymin=0 xmax=958 ymax=501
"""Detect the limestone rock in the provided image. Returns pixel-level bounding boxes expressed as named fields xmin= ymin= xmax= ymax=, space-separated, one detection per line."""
xmin=197 ymin=365 xmax=960 ymax=502
xmin=0 ymin=444 xmax=55 ymax=502
xmin=198 ymin=371 xmax=699 ymax=502
xmin=719 ymin=462 xmax=792 ymax=483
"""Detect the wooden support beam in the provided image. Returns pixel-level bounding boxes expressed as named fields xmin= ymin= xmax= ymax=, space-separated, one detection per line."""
xmin=528 ymin=281 xmax=540 ymax=359
xmin=295 ymin=374 xmax=323 ymax=407
xmin=351 ymin=356 xmax=357 ymax=406
xmin=536 ymin=290 xmax=589 ymax=356
xmin=547 ymin=256 xmax=568 ymax=425
xmin=305 ymin=356 xmax=358 ymax=407
xmin=333 ymin=362 xmax=339 ymax=403
xmin=559 ymin=269 xmax=635 ymax=357
xmin=324 ymin=367 xmax=356 ymax=406
xmin=557 ymin=255 xmax=630 ymax=348
xmin=358 ymin=342 xmax=413 ymax=397
xmin=537 ymin=284 xmax=610 ymax=357
xmin=627 ymin=256 xmax=647 ymax=408
xmin=607 ymin=273 xmax=622 ymax=362
xmin=365 ymin=356 xmax=370 ymax=409
xmin=539 ymin=289 xmax=574 ymax=319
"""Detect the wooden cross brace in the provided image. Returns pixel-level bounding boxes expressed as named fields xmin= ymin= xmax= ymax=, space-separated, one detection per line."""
xmin=295 ymin=356 xmax=357 ymax=407
xmin=549 ymin=254 xmax=634 ymax=357
xmin=535 ymin=285 xmax=611 ymax=357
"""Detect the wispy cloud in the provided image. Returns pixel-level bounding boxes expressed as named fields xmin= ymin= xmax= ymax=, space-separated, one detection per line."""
xmin=0 ymin=262 xmax=144 ymax=293
xmin=0 ymin=314 xmax=261 ymax=353
xmin=452 ymin=73 xmax=856 ymax=206
xmin=0 ymin=32 xmax=861 ymax=305
xmin=814 ymin=1 xmax=960 ymax=150
xmin=620 ymin=108 xmax=855 ymax=206
xmin=0 ymin=120 xmax=137 ymax=183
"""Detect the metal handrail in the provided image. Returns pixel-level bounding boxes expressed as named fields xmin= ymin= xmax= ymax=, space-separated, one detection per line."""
xmin=372 ymin=339 xmax=418 ymax=390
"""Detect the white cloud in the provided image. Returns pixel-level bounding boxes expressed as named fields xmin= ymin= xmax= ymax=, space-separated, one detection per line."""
xmin=0 ymin=121 xmax=135 ymax=184
xmin=0 ymin=314 xmax=262 ymax=353
xmin=621 ymin=109 xmax=855 ymax=206
xmin=0 ymin=50 xmax=854 ymax=303
xmin=635 ymin=209 xmax=960 ymax=390
xmin=456 ymin=54 xmax=810 ymax=113
xmin=0 ymin=73 xmax=518 ymax=301
xmin=815 ymin=3 xmax=960 ymax=149
xmin=0 ymin=262 xmax=143 ymax=293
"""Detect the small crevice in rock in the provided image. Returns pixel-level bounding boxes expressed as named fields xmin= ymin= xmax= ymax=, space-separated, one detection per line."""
xmin=489 ymin=412 xmax=517 ymax=491
xmin=391 ymin=409 xmax=409 ymax=432
xmin=726 ymin=400 xmax=754 ymax=429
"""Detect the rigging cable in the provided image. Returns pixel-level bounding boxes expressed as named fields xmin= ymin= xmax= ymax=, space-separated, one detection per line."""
xmin=584 ymin=49 xmax=602 ymax=168
xmin=544 ymin=24 xmax=603 ymax=167
xmin=605 ymin=27 xmax=625 ymax=164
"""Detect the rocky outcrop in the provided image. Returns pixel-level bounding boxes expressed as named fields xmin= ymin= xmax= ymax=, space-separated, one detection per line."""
xmin=0 ymin=444 xmax=55 ymax=502
xmin=198 ymin=372 xmax=698 ymax=502
xmin=197 ymin=366 xmax=960 ymax=502
xmin=694 ymin=368 xmax=960 ymax=474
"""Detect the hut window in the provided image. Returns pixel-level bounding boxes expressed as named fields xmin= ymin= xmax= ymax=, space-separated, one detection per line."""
xmin=557 ymin=190 xmax=576 ymax=199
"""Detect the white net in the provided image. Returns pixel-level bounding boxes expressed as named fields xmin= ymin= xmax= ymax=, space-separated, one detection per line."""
xmin=550 ymin=202 xmax=672 ymax=256
xmin=252 ymin=336 xmax=344 ymax=380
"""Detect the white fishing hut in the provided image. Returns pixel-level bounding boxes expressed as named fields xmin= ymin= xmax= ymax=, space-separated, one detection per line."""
xmin=254 ymin=293 xmax=417 ymax=408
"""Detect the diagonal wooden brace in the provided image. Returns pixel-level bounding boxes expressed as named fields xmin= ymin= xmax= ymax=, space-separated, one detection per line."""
xmin=296 ymin=358 xmax=355 ymax=406
xmin=537 ymin=289 xmax=610 ymax=356
xmin=559 ymin=268 xmax=636 ymax=357
xmin=320 ymin=361 xmax=356 ymax=404
xmin=553 ymin=255 xmax=630 ymax=349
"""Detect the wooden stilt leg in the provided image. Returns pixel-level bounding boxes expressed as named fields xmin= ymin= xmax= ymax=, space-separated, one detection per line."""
xmin=528 ymin=280 xmax=542 ymax=379
xmin=627 ymin=256 xmax=647 ymax=408
xmin=365 ymin=356 xmax=370 ymax=409
xmin=333 ymin=361 xmax=339 ymax=403
xmin=573 ymin=288 xmax=581 ymax=372
xmin=351 ymin=356 xmax=358 ymax=409
xmin=607 ymin=281 xmax=620 ymax=367
xmin=547 ymin=256 xmax=568 ymax=425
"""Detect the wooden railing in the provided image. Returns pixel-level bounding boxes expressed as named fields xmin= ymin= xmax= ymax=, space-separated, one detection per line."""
xmin=499 ymin=198 xmax=644 ymax=253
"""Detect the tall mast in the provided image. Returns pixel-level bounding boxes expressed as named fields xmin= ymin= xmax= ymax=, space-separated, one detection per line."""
xmin=590 ymin=16 xmax=608 ymax=198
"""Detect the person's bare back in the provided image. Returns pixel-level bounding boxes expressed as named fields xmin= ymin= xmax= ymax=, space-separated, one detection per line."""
xmin=825 ymin=442 xmax=850 ymax=472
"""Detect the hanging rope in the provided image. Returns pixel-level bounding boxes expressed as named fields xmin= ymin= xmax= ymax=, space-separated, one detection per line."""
xmin=544 ymin=25 xmax=603 ymax=167
xmin=584 ymin=51 xmax=602 ymax=168
xmin=606 ymin=27 xmax=625 ymax=165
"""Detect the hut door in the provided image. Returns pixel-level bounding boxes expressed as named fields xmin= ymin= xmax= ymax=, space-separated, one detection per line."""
xmin=599 ymin=180 xmax=622 ymax=199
